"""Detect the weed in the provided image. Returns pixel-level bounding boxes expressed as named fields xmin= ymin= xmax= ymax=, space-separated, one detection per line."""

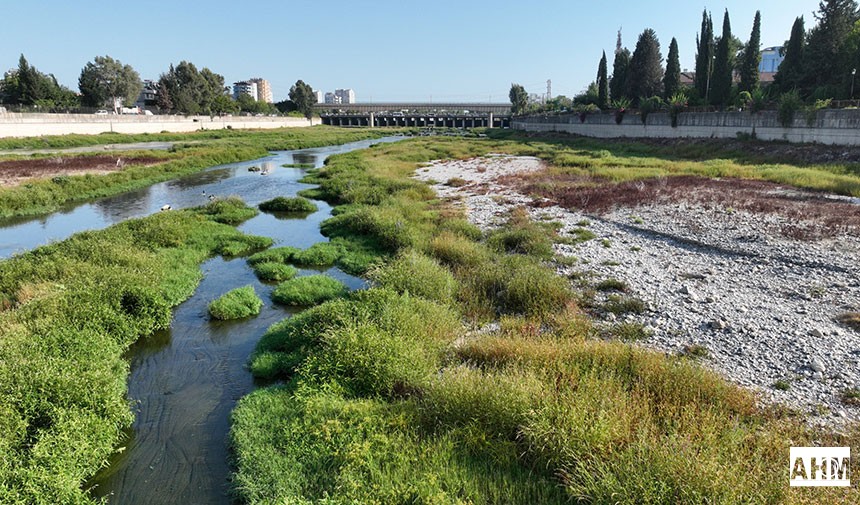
xmin=198 ymin=196 xmax=259 ymax=225
xmin=291 ymin=242 xmax=342 ymax=266
xmin=601 ymin=238 xmax=611 ymax=248
xmin=595 ymin=278 xmax=628 ymax=292
xmin=208 ymin=286 xmax=263 ymax=320
xmin=603 ymin=294 xmax=646 ymax=315
xmin=610 ymin=322 xmax=652 ymax=341
xmin=445 ymin=177 xmax=468 ymax=187
xmin=271 ymin=275 xmax=348 ymax=306
xmin=252 ymin=262 xmax=298 ymax=282
xmin=369 ymin=250 xmax=458 ymax=304
xmin=773 ymin=379 xmax=791 ymax=391
xmin=841 ymin=388 xmax=860 ymax=406
xmin=683 ymin=344 xmax=710 ymax=358
xmin=259 ymin=196 xmax=318 ymax=213
xmin=247 ymin=246 xmax=300 ymax=266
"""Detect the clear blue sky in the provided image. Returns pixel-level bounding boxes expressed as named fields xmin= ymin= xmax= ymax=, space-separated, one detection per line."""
xmin=2 ymin=0 xmax=819 ymax=103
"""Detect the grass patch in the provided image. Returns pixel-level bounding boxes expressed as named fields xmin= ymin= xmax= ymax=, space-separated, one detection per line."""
xmin=291 ymin=242 xmax=342 ymax=267
xmin=258 ymin=196 xmax=318 ymax=213
xmin=603 ymin=294 xmax=647 ymax=315
xmin=445 ymin=176 xmax=468 ymax=187
xmin=246 ymin=246 xmax=300 ymax=266
xmin=271 ymin=275 xmax=348 ymax=306
xmin=281 ymin=162 xmax=315 ymax=169
xmin=197 ymin=196 xmax=259 ymax=225
xmin=595 ymin=278 xmax=628 ymax=292
xmin=683 ymin=343 xmax=710 ymax=359
xmin=838 ymin=312 xmax=860 ymax=331
xmin=208 ymin=285 xmax=263 ymax=320
xmin=369 ymin=250 xmax=458 ymax=304
xmin=610 ymin=321 xmax=652 ymax=341
xmin=252 ymin=262 xmax=298 ymax=282
xmin=773 ymin=379 xmax=792 ymax=391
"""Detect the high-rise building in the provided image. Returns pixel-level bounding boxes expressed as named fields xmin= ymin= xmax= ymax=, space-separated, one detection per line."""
xmin=233 ymin=81 xmax=258 ymax=101
xmin=334 ymin=88 xmax=355 ymax=104
xmin=313 ymin=90 xmax=323 ymax=104
xmin=324 ymin=92 xmax=338 ymax=104
xmin=249 ymin=77 xmax=273 ymax=103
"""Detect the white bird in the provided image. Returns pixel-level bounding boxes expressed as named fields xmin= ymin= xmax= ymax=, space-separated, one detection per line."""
xmin=160 ymin=204 xmax=171 ymax=211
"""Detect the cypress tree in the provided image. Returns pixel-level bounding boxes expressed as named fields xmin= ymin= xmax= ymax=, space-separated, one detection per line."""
xmin=610 ymin=48 xmax=631 ymax=102
xmin=597 ymin=51 xmax=609 ymax=108
xmin=711 ymin=10 xmax=734 ymax=106
xmin=694 ymin=10 xmax=714 ymax=101
xmin=663 ymin=38 xmax=681 ymax=99
xmin=773 ymin=17 xmax=806 ymax=93
xmin=739 ymin=11 xmax=762 ymax=93
xmin=627 ymin=28 xmax=664 ymax=103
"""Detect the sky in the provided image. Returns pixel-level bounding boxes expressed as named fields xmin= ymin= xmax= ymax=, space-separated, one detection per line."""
xmin=1 ymin=0 xmax=821 ymax=103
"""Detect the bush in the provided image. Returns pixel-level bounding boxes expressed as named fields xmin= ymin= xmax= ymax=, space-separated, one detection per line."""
xmin=271 ymin=275 xmax=348 ymax=306
xmin=291 ymin=242 xmax=342 ymax=266
xmin=258 ymin=196 xmax=318 ymax=213
xmin=427 ymin=231 xmax=490 ymax=267
xmin=197 ymin=196 xmax=258 ymax=225
xmin=208 ymin=285 xmax=263 ymax=320
xmin=252 ymin=262 xmax=298 ymax=282
xmin=369 ymin=250 xmax=458 ymax=304
xmin=215 ymin=235 xmax=273 ymax=257
xmin=639 ymin=96 xmax=664 ymax=125
xmin=246 ymin=246 xmax=300 ymax=266
xmin=777 ymin=90 xmax=803 ymax=128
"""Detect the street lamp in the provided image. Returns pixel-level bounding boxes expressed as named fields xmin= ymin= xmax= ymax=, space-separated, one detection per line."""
xmin=852 ymin=69 xmax=857 ymax=101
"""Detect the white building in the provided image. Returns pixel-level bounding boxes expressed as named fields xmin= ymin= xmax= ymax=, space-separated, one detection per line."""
xmin=232 ymin=81 xmax=258 ymax=101
xmin=313 ymin=89 xmax=323 ymax=103
xmin=324 ymin=92 xmax=338 ymax=104
xmin=335 ymin=88 xmax=355 ymax=104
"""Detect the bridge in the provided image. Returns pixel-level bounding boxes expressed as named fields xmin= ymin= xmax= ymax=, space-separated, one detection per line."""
xmin=316 ymin=102 xmax=512 ymax=128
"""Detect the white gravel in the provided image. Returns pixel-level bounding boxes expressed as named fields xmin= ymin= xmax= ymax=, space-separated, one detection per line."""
xmin=415 ymin=154 xmax=860 ymax=428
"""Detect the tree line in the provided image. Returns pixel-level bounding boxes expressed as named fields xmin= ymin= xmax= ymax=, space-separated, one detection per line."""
xmin=510 ymin=0 xmax=860 ymax=115
xmin=0 ymin=55 xmax=318 ymax=118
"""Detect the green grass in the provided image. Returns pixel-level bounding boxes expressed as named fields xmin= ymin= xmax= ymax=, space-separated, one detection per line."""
xmin=291 ymin=242 xmax=342 ymax=267
xmin=0 ymin=201 xmax=261 ymax=504
xmin=230 ymin=135 xmax=860 ymax=505
xmin=197 ymin=196 xmax=259 ymax=225
xmin=251 ymin=262 xmax=298 ymax=282
xmin=271 ymin=275 xmax=348 ymax=306
xmin=246 ymin=246 xmax=300 ymax=266
xmin=208 ymin=285 xmax=263 ymax=320
xmin=258 ymin=196 xmax=318 ymax=213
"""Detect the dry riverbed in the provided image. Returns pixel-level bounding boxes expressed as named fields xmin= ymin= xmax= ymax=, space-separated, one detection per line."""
xmin=416 ymin=154 xmax=860 ymax=428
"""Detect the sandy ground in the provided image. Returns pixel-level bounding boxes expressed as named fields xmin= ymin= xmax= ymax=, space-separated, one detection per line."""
xmin=415 ymin=154 xmax=860 ymax=428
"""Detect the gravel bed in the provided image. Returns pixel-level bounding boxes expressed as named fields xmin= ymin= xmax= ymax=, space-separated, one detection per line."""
xmin=415 ymin=154 xmax=860 ymax=428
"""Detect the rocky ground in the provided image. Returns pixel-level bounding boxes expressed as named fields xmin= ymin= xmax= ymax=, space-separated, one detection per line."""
xmin=415 ymin=154 xmax=860 ymax=428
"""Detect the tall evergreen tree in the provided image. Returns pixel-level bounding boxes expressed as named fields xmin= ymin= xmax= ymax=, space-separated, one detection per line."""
xmin=694 ymin=10 xmax=715 ymax=101
xmin=711 ymin=10 xmax=734 ymax=106
xmin=597 ymin=51 xmax=609 ymax=107
xmin=610 ymin=48 xmax=631 ymax=101
xmin=773 ymin=17 xmax=806 ymax=93
xmin=509 ymin=83 xmax=528 ymax=114
xmin=627 ymin=28 xmax=664 ymax=103
xmin=802 ymin=0 xmax=859 ymax=96
xmin=663 ymin=38 xmax=681 ymax=99
xmin=739 ymin=11 xmax=762 ymax=93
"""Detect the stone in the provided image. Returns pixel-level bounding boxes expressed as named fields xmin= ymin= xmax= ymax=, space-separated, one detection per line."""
xmin=810 ymin=359 xmax=826 ymax=373
xmin=810 ymin=328 xmax=825 ymax=338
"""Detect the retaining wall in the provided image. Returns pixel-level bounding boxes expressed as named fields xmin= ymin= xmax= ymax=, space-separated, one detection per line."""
xmin=0 ymin=113 xmax=314 ymax=138
xmin=513 ymin=109 xmax=860 ymax=146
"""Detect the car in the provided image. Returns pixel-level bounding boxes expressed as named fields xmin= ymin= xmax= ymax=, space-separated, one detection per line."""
xmin=95 ymin=110 xmax=109 ymax=115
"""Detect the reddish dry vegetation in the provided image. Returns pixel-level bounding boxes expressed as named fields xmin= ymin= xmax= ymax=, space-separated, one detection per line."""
xmin=507 ymin=173 xmax=860 ymax=240
xmin=0 ymin=155 xmax=161 ymax=187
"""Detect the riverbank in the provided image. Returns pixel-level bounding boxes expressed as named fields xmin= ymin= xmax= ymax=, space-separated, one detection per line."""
xmin=230 ymin=136 xmax=860 ymax=503
xmin=0 ymin=127 xmax=401 ymax=219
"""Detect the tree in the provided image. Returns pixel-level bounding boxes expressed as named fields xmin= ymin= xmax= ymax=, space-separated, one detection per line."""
xmin=156 ymin=81 xmax=173 ymax=112
xmin=739 ymin=11 xmax=763 ymax=93
xmin=289 ymin=80 xmax=316 ymax=119
xmin=509 ymin=83 xmax=528 ymax=114
xmin=79 ymin=55 xmax=142 ymax=111
xmin=610 ymin=48 xmax=631 ymax=101
xmin=597 ymin=51 xmax=609 ymax=108
xmin=711 ymin=10 xmax=734 ymax=106
xmin=6 ymin=55 xmax=78 ymax=109
xmin=773 ymin=17 xmax=806 ymax=93
xmin=627 ymin=28 xmax=663 ymax=103
xmin=694 ymin=10 xmax=715 ymax=101
xmin=802 ymin=0 xmax=859 ymax=97
xmin=157 ymin=61 xmax=227 ymax=115
xmin=663 ymin=37 xmax=681 ymax=99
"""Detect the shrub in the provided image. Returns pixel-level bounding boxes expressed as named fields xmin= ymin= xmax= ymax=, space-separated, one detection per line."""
xmin=252 ymin=262 xmax=298 ymax=282
xmin=595 ymin=278 xmax=628 ymax=292
xmin=638 ymin=96 xmax=664 ymax=125
xmin=369 ymin=250 xmax=458 ymax=304
xmin=291 ymin=242 xmax=342 ymax=266
xmin=777 ymin=90 xmax=803 ymax=128
xmin=271 ymin=275 xmax=348 ymax=306
xmin=208 ymin=285 xmax=263 ymax=320
xmin=604 ymin=294 xmax=646 ymax=315
xmin=445 ymin=177 xmax=468 ymax=187
xmin=427 ymin=231 xmax=490 ymax=267
xmin=258 ymin=196 xmax=318 ymax=213
xmin=215 ymin=235 xmax=273 ymax=257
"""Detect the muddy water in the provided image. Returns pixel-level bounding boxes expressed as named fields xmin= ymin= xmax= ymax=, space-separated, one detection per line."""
xmin=0 ymin=137 xmax=402 ymax=504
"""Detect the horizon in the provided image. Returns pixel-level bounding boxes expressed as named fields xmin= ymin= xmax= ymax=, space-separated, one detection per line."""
xmin=2 ymin=0 xmax=818 ymax=103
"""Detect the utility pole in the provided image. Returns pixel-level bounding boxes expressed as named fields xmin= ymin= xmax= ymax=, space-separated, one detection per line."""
xmin=546 ymin=79 xmax=552 ymax=101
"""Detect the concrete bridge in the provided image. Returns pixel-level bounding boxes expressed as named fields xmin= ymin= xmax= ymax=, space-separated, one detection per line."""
xmin=321 ymin=112 xmax=511 ymax=128
xmin=313 ymin=102 xmax=511 ymax=114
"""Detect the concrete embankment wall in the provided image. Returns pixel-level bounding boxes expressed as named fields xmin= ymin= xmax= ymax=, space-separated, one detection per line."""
xmin=513 ymin=109 xmax=860 ymax=146
xmin=0 ymin=113 xmax=314 ymax=138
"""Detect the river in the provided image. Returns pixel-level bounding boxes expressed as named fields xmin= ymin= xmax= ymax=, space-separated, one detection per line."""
xmin=0 ymin=136 xmax=403 ymax=504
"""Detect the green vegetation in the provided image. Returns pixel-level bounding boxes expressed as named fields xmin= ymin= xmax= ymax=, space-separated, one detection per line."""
xmin=0 ymin=201 xmax=263 ymax=504
xmin=232 ymin=136 xmax=860 ymax=504
xmin=271 ymin=275 xmax=348 ymax=306
xmin=208 ymin=285 xmax=263 ymax=320
xmin=247 ymin=246 xmax=300 ymax=266
xmin=199 ymin=196 xmax=259 ymax=225
xmin=258 ymin=196 xmax=318 ymax=213
xmin=252 ymin=262 xmax=297 ymax=282
xmin=0 ymin=127 xmax=399 ymax=218
xmin=291 ymin=242 xmax=341 ymax=266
